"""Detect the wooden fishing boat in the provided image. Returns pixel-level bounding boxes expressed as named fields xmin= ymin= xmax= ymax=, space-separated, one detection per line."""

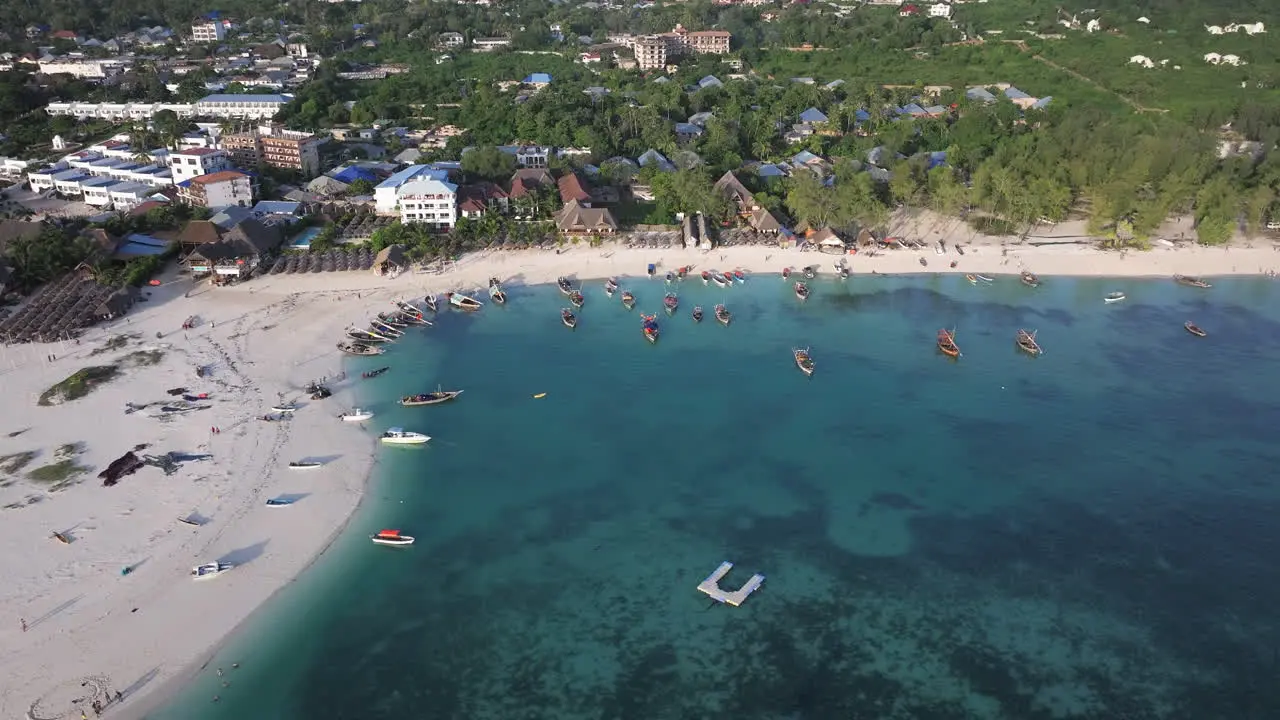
xmin=715 ymin=304 xmax=731 ymax=326
xmin=288 ymin=460 xmax=322 ymax=469
xmin=836 ymin=265 xmax=850 ymax=280
xmin=370 ymin=319 xmax=403 ymax=337
xmin=376 ymin=312 xmax=409 ymax=329
xmin=53 ymin=531 xmax=71 ymax=544
xmin=400 ymin=388 xmax=463 ymax=406
xmin=1104 ymin=291 xmax=1126 ymax=303
xmin=665 ymin=271 xmax=675 ymax=284
xmin=271 ymin=403 xmax=299 ymax=413
xmin=794 ymin=282 xmax=810 ymax=300
xmin=569 ymin=289 xmax=585 ymax=309
xmin=265 ymin=498 xmax=295 ymax=507
xmin=678 ymin=266 xmax=690 ymax=279
xmin=641 ymin=313 xmax=660 ymax=344
xmin=395 ymin=310 xmax=430 ymax=326
xmin=692 ymin=306 xmax=704 ymax=322
xmin=1015 ymin=329 xmax=1042 ymax=356
xmin=557 ymin=276 xmax=575 ymax=295
xmin=1184 ymin=321 xmax=1206 ymax=337
xmin=734 ymin=269 xmax=746 ymax=283
xmin=937 ymin=328 xmax=961 ymax=358
xmin=663 ymin=292 xmax=678 ymax=315
xmin=621 ymin=291 xmax=636 ymax=310
xmin=711 ymin=272 xmax=731 ymax=288
xmin=191 ymin=562 xmax=233 ymax=579
xmin=1174 ymin=274 xmax=1212 ymax=289
xmin=605 ymin=277 xmax=619 ymax=297
xmin=793 ymin=347 xmax=814 ymax=376
xmin=346 ymin=328 xmax=391 ymax=343
xmin=489 ymin=282 xmax=507 ymax=305
xmin=1020 ymin=271 xmax=1040 ymax=288
xmin=446 ymin=292 xmax=483 ymax=311
xmin=803 ymin=265 xmax=818 ymax=280
xmin=423 ymin=294 xmax=439 ymax=313
xmin=976 ymin=274 xmax=993 ymax=283
xmin=782 ymin=267 xmax=792 ymax=280
xmin=723 ymin=271 xmax=735 ymax=286
xmin=371 ymin=529 xmax=415 ymax=546
xmin=701 ymin=270 xmax=711 ymax=285
xmin=966 ymin=274 xmax=977 ymax=285
xmin=362 ymin=366 xmax=389 ymax=379
xmin=396 ymin=299 xmax=422 ymax=315
xmin=337 ymin=341 xmax=385 ymax=355
xmin=562 ymin=307 xmax=578 ymax=329
xmin=647 ymin=263 xmax=656 ymax=278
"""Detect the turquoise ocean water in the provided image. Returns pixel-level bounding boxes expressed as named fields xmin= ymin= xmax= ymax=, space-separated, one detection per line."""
xmin=150 ymin=274 xmax=1280 ymax=719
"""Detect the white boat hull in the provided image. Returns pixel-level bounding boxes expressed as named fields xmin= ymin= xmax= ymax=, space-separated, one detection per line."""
xmin=382 ymin=436 xmax=430 ymax=445
xmin=1104 ymin=295 xmax=1126 ymax=303
xmin=340 ymin=411 xmax=374 ymax=422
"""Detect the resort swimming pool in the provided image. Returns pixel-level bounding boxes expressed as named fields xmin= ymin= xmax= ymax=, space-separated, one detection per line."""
xmin=290 ymin=226 xmax=323 ymax=249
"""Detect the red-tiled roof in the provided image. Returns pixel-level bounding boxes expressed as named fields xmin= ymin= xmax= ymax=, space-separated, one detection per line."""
xmin=175 ymin=147 xmax=221 ymax=156
xmin=557 ymin=173 xmax=590 ymax=204
xmin=190 ymin=170 xmax=248 ymax=185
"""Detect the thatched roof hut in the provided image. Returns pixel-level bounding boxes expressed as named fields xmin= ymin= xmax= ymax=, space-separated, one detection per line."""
xmin=372 ymin=244 xmax=408 ymax=276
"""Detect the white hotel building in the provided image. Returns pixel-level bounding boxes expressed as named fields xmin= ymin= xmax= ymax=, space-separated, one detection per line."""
xmin=45 ymin=94 xmax=291 ymax=122
xmin=374 ymin=165 xmax=458 ymax=229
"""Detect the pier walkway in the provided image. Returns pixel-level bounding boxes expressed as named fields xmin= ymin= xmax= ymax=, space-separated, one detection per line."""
xmin=696 ymin=561 xmax=765 ymax=607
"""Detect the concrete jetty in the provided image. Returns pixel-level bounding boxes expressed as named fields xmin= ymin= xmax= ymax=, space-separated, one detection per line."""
xmin=696 ymin=561 xmax=765 ymax=607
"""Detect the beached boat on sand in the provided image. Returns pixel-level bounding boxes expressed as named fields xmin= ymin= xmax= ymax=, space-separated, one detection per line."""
xmin=371 ymin=529 xmax=414 ymax=546
xmin=836 ymin=265 xmax=850 ymax=280
xmin=701 ymin=270 xmax=711 ymax=285
xmin=715 ymin=304 xmax=731 ymax=326
xmin=288 ymin=460 xmax=322 ymax=469
xmin=641 ymin=313 xmax=660 ymax=344
xmin=1021 ymin=271 xmax=1040 ymax=288
xmin=400 ymin=387 xmax=463 ymax=406
xmin=794 ymin=282 xmax=810 ymax=300
xmin=782 ymin=267 xmax=792 ymax=280
xmin=1104 ymin=291 xmax=1126 ymax=303
xmin=605 ymin=277 xmax=619 ymax=297
xmin=803 ymin=265 xmax=818 ymax=280
xmin=976 ymin=274 xmax=994 ymax=283
xmin=1016 ymin=329 xmax=1042 ymax=356
xmin=1184 ymin=321 xmax=1207 ymax=337
xmin=665 ymin=271 xmax=675 ymax=284
xmin=370 ymin=319 xmax=403 ymax=337
xmin=338 ymin=408 xmax=374 ymax=422
xmin=734 ymin=269 xmax=746 ymax=283
xmin=937 ymin=328 xmax=961 ymax=358
xmin=557 ymin=276 xmax=575 ymax=295
xmin=793 ymin=347 xmax=815 ymax=376
xmin=381 ymin=428 xmax=430 ymax=444
xmin=711 ymin=271 xmax=731 ymax=288
xmin=569 ymin=289 xmax=585 ymax=309
xmin=692 ymin=306 xmax=704 ymax=322
xmin=376 ymin=312 xmax=409 ymax=329
xmin=966 ymin=274 xmax=978 ymax=285
xmin=562 ymin=308 xmax=578 ymax=329
xmin=337 ymin=341 xmax=385 ymax=356
xmin=621 ymin=291 xmax=636 ymax=310
xmin=447 ymin=292 xmax=483 ymax=311
xmin=423 ymin=294 xmax=439 ymax=313
xmin=271 ymin=403 xmax=299 ymax=413
xmin=1174 ymin=275 xmax=1212 ymax=289
xmin=664 ymin=292 xmax=678 ymax=315
xmin=265 ymin=498 xmax=295 ymax=507
xmin=346 ymin=328 xmax=391 ymax=343
xmin=191 ymin=562 xmax=233 ymax=580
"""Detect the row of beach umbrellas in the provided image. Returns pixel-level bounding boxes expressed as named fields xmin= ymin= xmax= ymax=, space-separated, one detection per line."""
xmin=268 ymin=248 xmax=376 ymax=275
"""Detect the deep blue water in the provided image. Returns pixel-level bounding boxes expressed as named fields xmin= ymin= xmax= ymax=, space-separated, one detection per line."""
xmin=151 ymin=275 xmax=1280 ymax=720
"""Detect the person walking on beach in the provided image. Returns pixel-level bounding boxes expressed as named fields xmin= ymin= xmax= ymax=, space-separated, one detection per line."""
xmin=20 ymin=618 xmax=26 ymax=632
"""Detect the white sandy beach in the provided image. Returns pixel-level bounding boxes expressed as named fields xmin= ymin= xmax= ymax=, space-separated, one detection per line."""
xmin=1 ymin=229 xmax=1278 ymax=720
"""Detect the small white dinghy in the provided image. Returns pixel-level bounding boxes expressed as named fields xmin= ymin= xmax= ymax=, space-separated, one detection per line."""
xmin=288 ymin=461 xmax=322 ymax=469
xmin=338 ymin=408 xmax=374 ymax=422
xmin=381 ymin=427 xmax=430 ymax=445
xmin=190 ymin=562 xmax=233 ymax=580
xmin=1104 ymin=291 xmax=1126 ymax=304
xmin=271 ymin=404 xmax=299 ymax=413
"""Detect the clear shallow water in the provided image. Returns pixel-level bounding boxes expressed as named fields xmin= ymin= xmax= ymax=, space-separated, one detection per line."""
xmin=151 ymin=275 xmax=1280 ymax=720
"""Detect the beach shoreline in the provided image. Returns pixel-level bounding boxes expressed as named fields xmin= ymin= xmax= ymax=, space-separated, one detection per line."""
xmin=1 ymin=234 xmax=1278 ymax=720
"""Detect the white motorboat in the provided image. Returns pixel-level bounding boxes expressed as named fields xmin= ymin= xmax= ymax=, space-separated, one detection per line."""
xmin=381 ymin=427 xmax=430 ymax=444
xmin=288 ymin=460 xmax=322 ymax=469
xmin=271 ymin=404 xmax=298 ymax=413
xmin=190 ymin=562 xmax=233 ymax=580
xmin=1104 ymin=291 xmax=1126 ymax=304
xmin=338 ymin=408 xmax=374 ymax=422
xmin=371 ymin=529 xmax=415 ymax=546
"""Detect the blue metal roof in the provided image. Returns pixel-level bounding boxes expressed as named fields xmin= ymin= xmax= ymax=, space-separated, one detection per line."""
xmin=375 ymin=165 xmax=447 ymax=189
xmin=332 ymin=167 xmax=378 ymax=184
xmin=798 ymin=107 xmax=828 ymax=123
xmin=116 ymin=233 xmax=173 ymax=257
